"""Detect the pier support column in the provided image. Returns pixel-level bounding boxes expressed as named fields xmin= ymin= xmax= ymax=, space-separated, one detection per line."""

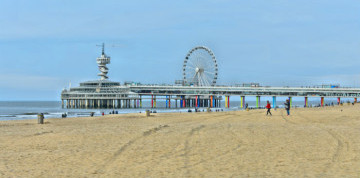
xmin=166 ymin=96 xmax=168 ymax=108
xmin=337 ymin=97 xmax=341 ymax=105
xmin=256 ymin=96 xmax=260 ymax=108
xmin=210 ymin=96 xmax=213 ymax=108
xmin=154 ymin=96 xmax=156 ymax=108
xmin=240 ymin=96 xmax=245 ymax=108
xmin=305 ymin=97 xmax=308 ymax=107
xmin=183 ymin=96 xmax=186 ymax=108
xmin=140 ymin=98 xmax=142 ymax=108
xmin=151 ymin=95 xmax=154 ymax=108
xmin=180 ymin=97 xmax=183 ymax=108
xmin=225 ymin=96 xmax=227 ymax=108
xmin=272 ymin=96 xmax=276 ymax=109
xmin=168 ymin=96 xmax=171 ymax=108
xmin=195 ymin=96 xmax=198 ymax=108
xmin=321 ymin=97 xmax=324 ymax=107
xmin=289 ymin=97 xmax=292 ymax=108
xmin=225 ymin=96 xmax=229 ymax=108
xmin=227 ymin=96 xmax=230 ymax=108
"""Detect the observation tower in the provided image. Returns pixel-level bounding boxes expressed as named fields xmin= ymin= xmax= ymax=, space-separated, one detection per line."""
xmin=97 ymin=43 xmax=111 ymax=80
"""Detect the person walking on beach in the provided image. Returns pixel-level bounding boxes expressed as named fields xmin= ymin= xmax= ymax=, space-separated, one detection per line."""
xmin=266 ymin=100 xmax=272 ymax=116
xmin=284 ymin=99 xmax=290 ymax=116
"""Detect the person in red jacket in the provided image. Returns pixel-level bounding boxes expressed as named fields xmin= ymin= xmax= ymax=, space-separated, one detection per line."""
xmin=266 ymin=100 xmax=272 ymax=116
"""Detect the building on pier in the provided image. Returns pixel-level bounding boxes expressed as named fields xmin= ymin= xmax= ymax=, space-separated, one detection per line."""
xmin=61 ymin=44 xmax=141 ymax=109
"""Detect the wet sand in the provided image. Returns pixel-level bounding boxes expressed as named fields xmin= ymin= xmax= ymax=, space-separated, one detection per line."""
xmin=0 ymin=105 xmax=359 ymax=177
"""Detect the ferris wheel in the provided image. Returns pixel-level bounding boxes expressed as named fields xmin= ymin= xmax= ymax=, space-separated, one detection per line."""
xmin=183 ymin=46 xmax=218 ymax=86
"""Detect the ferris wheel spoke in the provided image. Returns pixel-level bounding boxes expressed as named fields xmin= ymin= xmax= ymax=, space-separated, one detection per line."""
xmin=194 ymin=56 xmax=202 ymax=68
xmin=205 ymin=71 xmax=215 ymax=83
xmin=198 ymin=72 xmax=207 ymax=86
xmin=185 ymin=65 xmax=196 ymax=70
xmin=193 ymin=72 xmax=199 ymax=83
xmin=186 ymin=60 xmax=197 ymax=68
xmin=201 ymin=73 xmax=211 ymax=86
xmin=203 ymin=73 xmax=213 ymax=83
xmin=198 ymin=74 xmax=203 ymax=86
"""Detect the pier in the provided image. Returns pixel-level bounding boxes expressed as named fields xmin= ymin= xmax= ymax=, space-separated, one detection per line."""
xmin=61 ymin=45 xmax=360 ymax=109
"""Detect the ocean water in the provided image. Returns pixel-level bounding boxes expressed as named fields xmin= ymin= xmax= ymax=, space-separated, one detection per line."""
xmin=0 ymin=99 xmax=351 ymax=121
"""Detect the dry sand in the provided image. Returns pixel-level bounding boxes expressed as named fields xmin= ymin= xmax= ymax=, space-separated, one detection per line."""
xmin=0 ymin=105 xmax=360 ymax=177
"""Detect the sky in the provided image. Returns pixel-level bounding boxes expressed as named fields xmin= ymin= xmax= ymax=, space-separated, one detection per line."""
xmin=0 ymin=0 xmax=359 ymax=100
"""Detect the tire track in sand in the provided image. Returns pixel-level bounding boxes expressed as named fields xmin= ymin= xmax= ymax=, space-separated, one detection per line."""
xmin=126 ymin=113 xmax=237 ymax=172
xmin=182 ymin=125 xmax=206 ymax=177
xmin=94 ymin=124 xmax=169 ymax=174
xmin=181 ymin=114 xmax=248 ymax=177
xmin=280 ymin=110 xmax=296 ymax=124
xmin=296 ymin=112 xmax=350 ymax=176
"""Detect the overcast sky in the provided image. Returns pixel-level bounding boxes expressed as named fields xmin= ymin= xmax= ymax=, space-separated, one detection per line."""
xmin=0 ymin=0 xmax=359 ymax=100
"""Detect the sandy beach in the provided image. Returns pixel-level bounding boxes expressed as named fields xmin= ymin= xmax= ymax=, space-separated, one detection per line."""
xmin=0 ymin=105 xmax=359 ymax=177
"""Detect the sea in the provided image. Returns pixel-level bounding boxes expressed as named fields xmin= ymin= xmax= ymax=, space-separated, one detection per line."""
xmin=0 ymin=98 xmax=351 ymax=121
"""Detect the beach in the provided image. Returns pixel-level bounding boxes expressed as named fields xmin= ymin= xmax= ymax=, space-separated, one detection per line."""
xmin=0 ymin=105 xmax=359 ymax=177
